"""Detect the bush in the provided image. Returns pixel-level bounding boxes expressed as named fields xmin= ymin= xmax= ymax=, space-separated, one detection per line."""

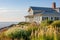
xmin=18 ymin=22 xmax=30 ymax=26
xmin=5 ymin=26 xmax=32 ymax=40
xmin=51 ymin=20 xmax=60 ymax=27
xmin=40 ymin=20 xmax=53 ymax=27
xmin=5 ymin=27 xmax=21 ymax=40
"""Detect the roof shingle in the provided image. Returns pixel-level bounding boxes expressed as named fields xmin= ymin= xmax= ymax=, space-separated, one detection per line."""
xmin=30 ymin=7 xmax=58 ymax=14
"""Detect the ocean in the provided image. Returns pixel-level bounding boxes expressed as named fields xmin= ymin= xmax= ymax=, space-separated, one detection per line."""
xmin=0 ymin=22 xmax=19 ymax=28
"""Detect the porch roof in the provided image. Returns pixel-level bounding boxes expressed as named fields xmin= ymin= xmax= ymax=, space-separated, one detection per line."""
xmin=25 ymin=15 xmax=34 ymax=18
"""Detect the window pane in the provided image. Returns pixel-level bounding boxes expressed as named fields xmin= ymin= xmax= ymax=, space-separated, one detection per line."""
xmin=51 ymin=17 xmax=53 ymax=20
xmin=42 ymin=17 xmax=48 ymax=20
xmin=54 ymin=17 xmax=59 ymax=20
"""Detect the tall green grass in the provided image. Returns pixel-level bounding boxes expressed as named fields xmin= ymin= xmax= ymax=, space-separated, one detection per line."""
xmin=30 ymin=26 xmax=59 ymax=40
xmin=0 ymin=22 xmax=60 ymax=40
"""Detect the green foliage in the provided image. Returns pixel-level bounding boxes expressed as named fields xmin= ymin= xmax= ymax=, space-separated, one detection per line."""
xmin=18 ymin=22 xmax=30 ymax=26
xmin=57 ymin=33 xmax=60 ymax=40
xmin=51 ymin=20 xmax=60 ymax=27
xmin=5 ymin=27 xmax=32 ymax=40
xmin=31 ymin=27 xmax=59 ymax=40
xmin=40 ymin=20 xmax=53 ymax=27
xmin=1 ymin=21 xmax=60 ymax=40
xmin=5 ymin=27 xmax=21 ymax=38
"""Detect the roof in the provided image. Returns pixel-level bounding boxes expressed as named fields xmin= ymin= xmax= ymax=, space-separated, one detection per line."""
xmin=30 ymin=7 xmax=55 ymax=10
xmin=25 ymin=15 xmax=34 ymax=18
xmin=30 ymin=7 xmax=58 ymax=14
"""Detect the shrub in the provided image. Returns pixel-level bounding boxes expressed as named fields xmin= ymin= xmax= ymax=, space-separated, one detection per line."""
xmin=40 ymin=20 xmax=53 ymax=27
xmin=5 ymin=26 xmax=32 ymax=40
xmin=51 ymin=20 xmax=60 ymax=27
xmin=5 ymin=27 xmax=21 ymax=40
xmin=18 ymin=22 xmax=30 ymax=26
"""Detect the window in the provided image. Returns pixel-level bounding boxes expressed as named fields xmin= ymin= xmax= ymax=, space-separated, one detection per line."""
xmin=45 ymin=11 xmax=48 ymax=12
xmin=51 ymin=17 xmax=53 ymax=20
xmin=42 ymin=17 xmax=48 ymax=20
xmin=54 ymin=17 xmax=59 ymax=20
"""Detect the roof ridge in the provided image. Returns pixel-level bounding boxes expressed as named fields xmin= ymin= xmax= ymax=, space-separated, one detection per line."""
xmin=30 ymin=6 xmax=52 ymax=9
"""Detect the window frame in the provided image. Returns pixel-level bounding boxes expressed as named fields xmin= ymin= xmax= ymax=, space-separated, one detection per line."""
xmin=54 ymin=17 xmax=59 ymax=20
xmin=42 ymin=17 xmax=48 ymax=20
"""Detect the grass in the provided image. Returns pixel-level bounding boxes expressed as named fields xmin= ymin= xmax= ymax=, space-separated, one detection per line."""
xmin=30 ymin=26 xmax=59 ymax=40
xmin=0 ymin=22 xmax=60 ymax=40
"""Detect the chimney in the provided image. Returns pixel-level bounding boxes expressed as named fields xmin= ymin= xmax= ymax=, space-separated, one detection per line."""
xmin=52 ymin=2 xmax=56 ymax=9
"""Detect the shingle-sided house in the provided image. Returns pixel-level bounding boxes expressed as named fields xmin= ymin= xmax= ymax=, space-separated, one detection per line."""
xmin=25 ymin=2 xmax=60 ymax=23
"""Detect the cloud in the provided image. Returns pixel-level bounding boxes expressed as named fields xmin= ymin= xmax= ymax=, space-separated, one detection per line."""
xmin=0 ymin=8 xmax=27 ymax=22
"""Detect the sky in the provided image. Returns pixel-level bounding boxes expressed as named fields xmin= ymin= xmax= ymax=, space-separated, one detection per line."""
xmin=0 ymin=0 xmax=60 ymax=22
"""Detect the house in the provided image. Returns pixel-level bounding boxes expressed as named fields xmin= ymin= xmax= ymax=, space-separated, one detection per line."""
xmin=25 ymin=2 xmax=60 ymax=23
